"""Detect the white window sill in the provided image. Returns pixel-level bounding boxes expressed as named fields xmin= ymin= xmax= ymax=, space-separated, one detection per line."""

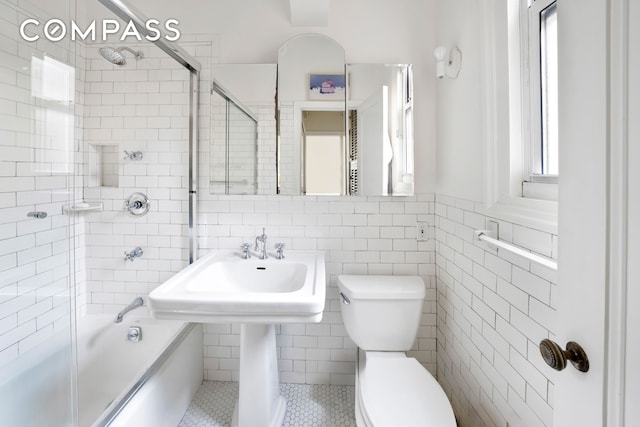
xmin=484 ymin=195 xmax=558 ymax=235
xmin=522 ymin=180 xmax=558 ymax=201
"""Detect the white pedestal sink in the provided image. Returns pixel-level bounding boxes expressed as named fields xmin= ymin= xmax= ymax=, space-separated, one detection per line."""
xmin=148 ymin=250 xmax=326 ymax=427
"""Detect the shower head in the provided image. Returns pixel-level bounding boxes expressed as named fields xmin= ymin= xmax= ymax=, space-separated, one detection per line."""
xmin=98 ymin=46 xmax=144 ymax=66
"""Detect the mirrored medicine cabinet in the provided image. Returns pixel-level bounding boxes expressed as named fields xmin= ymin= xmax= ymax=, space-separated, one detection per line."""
xmin=209 ymin=33 xmax=414 ymax=197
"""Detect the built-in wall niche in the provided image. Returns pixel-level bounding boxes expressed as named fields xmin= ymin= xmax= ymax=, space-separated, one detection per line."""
xmin=88 ymin=143 xmax=119 ymax=187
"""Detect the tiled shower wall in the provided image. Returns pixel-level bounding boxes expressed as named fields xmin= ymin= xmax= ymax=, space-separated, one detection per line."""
xmin=79 ymin=36 xmax=216 ymax=314
xmin=210 ymin=98 xmax=258 ymax=194
xmin=208 ymin=100 xmax=276 ymax=195
xmin=276 ymin=103 xmax=296 ymax=195
xmin=0 ymin=1 xmax=82 ymax=369
xmin=196 ymin=194 xmax=437 ymax=384
xmin=435 ymin=195 xmax=557 ymax=427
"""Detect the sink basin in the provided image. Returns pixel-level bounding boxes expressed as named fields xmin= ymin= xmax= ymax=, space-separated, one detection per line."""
xmin=148 ymin=250 xmax=326 ymax=323
xmin=187 ymin=261 xmax=307 ymax=293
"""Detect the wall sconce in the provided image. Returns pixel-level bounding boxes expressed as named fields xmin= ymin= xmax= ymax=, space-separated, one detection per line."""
xmin=434 ymin=46 xmax=462 ymax=79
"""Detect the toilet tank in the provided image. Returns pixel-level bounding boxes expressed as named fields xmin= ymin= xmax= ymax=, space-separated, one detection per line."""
xmin=337 ymin=275 xmax=425 ymax=351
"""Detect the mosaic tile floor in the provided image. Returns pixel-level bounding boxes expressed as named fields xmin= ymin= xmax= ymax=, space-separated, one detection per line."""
xmin=179 ymin=381 xmax=356 ymax=427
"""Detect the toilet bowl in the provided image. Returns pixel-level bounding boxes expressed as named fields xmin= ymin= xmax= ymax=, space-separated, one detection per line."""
xmin=337 ymin=275 xmax=456 ymax=427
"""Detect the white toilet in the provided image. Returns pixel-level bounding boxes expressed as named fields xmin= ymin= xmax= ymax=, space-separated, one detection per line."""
xmin=337 ymin=275 xmax=456 ymax=427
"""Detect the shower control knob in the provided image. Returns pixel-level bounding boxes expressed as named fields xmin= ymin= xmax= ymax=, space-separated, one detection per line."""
xmin=539 ymin=339 xmax=589 ymax=372
xmin=125 ymin=192 xmax=150 ymax=216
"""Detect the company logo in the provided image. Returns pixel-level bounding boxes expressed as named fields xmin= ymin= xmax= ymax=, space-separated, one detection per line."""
xmin=20 ymin=19 xmax=181 ymax=42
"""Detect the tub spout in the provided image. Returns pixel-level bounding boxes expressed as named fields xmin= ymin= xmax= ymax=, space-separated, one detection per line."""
xmin=114 ymin=297 xmax=144 ymax=323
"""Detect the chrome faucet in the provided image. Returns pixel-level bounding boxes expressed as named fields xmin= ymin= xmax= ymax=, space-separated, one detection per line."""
xmin=275 ymin=242 xmax=285 ymax=259
xmin=114 ymin=297 xmax=144 ymax=323
xmin=255 ymin=228 xmax=268 ymax=259
xmin=240 ymin=243 xmax=252 ymax=259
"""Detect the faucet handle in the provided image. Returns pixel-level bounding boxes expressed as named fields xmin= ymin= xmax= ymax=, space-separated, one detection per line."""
xmin=240 ymin=243 xmax=251 ymax=259
xmin=124 ymin=247 xmax=143 ymax=261
xmin=275 ymin=242 xmax=285 ymax=259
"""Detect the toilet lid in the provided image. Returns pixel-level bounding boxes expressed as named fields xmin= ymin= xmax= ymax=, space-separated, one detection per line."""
xmin=360 ymin=357 xmax=456 ymax=427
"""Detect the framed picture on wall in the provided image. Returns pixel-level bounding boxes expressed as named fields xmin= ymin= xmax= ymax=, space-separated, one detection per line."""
xmin=309 ymin=74 xmax=346 ymax=100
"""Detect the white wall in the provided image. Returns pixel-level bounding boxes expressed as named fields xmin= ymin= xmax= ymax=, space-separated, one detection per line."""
xmin=435 ymin=0 xmax=485 ymax=202
xmin=197 ymin=194 xmax=437 ymax=384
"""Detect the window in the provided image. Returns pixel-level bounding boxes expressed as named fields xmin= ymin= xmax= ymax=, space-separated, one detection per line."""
xmin=526 ymin=0 xmax=558 ymax=181
xmin=482 ymin=0 xmax=558 ymax=231
xmin=31 ymin=56 xmax=75 ymax=175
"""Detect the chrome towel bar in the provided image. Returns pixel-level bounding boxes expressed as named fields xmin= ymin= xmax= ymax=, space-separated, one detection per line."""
xmin=475 ymin=230 xmax=558 ymax=271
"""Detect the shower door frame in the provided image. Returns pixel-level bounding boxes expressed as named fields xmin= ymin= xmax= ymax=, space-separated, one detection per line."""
xmin=97 ymin=0 xmax=201 ymax=264
xmin=211 ymin=79 xmax=259 ymax=194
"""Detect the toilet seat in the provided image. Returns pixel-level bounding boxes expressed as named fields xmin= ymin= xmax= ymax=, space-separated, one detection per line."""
xmin=357 ymin=353 xmax=456 ymax=427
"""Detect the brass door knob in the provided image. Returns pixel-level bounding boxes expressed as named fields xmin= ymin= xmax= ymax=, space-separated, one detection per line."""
xmin=539 ymin=339 xmax=589 ymax=372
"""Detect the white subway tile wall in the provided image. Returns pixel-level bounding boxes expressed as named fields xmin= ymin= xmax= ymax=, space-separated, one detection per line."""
xmin=276 ymin=103 xmax=295 ymax=194
xmin=80 ymin=36 xmax=217 ymax=314
xmin=209 ymin=99 xmax=275 ymax=195
xmin=435 ymin=195 xmax=557 ymax=427
xmin=196 ymin=193 xmax=437 ymax=385
xmin=0 ymin=2 xmax=82 ymax=369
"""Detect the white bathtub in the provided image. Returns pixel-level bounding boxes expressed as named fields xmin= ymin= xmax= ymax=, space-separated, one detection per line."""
xmin=0 ymin=329 xmax=75 ymax=426
xmin=77 ymin=315 xmax=203 ymax=427
xmin=0 ymin=314 xmax=202 ymax=427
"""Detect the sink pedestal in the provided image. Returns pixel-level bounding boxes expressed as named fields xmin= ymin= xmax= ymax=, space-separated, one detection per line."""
xmin=232 ymin=324 xmax=286 ymax=427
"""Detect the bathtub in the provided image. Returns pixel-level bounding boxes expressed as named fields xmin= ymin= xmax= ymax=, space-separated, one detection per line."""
xmin=0 ymin=314 xmax=202 ymax=427
xmin=78 ymin=315 xmax=203 ymax=427
xmin=0 ymin=328 xmax=75 ymax=427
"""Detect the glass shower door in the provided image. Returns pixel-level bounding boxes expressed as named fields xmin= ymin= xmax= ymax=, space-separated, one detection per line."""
xmin=0 ymin=0 xmax=78 ymax=424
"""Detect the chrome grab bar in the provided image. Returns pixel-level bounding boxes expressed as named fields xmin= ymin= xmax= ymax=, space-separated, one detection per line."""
xmin=475 ymin=230 xmax=558 ymax=270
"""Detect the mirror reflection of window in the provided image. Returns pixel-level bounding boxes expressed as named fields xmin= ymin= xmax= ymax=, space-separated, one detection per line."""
xmin=30 ymin=56 xmax=75 ymax=174
xmin=401 ymin=65 xmax=414 ymax=182
xmin=301 ymin=111 xmax=345 ymax=195
xmin=346 ymin=63 xmax=414 ymax=196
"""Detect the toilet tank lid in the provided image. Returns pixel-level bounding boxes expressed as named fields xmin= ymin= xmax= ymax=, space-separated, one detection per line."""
xmin=337 ymin=275 xmax=425 ymax=300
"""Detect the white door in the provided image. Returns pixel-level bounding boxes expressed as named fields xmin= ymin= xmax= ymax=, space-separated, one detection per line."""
xmin=623 ymin=0 xmax=640 ymax=424
xmin=304 ymin=134 xmax=345 ymax=195
xmin=555 ymin=0 xmax=637 ymax=425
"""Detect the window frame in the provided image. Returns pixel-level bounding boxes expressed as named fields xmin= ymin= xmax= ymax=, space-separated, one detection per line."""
xmin=524 ymin=0 xmax=558 ymax=184
xmin=481 ymin=0 xmax=558 ymax=233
